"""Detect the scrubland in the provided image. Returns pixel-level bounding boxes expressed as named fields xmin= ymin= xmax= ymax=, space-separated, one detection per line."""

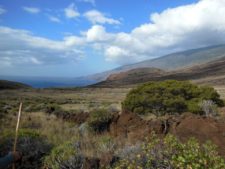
xmin=0 ymin=83 xmax=225 ymax=169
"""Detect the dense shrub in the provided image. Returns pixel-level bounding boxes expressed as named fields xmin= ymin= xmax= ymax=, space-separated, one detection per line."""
xmin=122 ymin=80 xmax=223 ymax=115
xmin=44 ymin=103 xmax=62 ymax=114
xmin=114 ymin=134 xmax=225 ymax=169
xmin=0 ymin=129 xmax=52 ymax=169
xmin=44 ymin=141 xmax=84 ymax=169
xmin=87 ymin=109 xmax=114 ymax=133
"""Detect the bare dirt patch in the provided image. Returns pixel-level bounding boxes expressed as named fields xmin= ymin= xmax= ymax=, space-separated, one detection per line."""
xmin=109 ymin=111 xmax=225 ymax=158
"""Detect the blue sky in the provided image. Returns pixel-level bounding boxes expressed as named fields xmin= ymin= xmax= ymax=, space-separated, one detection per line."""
xmin=0 ymin=0 xmax=225 ymax=77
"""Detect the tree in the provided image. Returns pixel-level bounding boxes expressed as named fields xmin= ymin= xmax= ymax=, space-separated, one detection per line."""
xmin=122 ymin=80 xmax=223 ymax=116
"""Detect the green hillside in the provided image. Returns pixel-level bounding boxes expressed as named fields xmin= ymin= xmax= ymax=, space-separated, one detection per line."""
xmin=0 ymin=80 xmax=31 ymax=90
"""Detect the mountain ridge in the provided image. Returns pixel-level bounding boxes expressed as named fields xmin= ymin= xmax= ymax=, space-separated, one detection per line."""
xmin=92 ymin=55 xmax=225 ymax=87
xmin=85 ymin=44 xmax=225 ymax=82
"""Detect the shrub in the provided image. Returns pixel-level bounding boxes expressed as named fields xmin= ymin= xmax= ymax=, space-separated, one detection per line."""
xmin=87 ymin=109 xmax=114 ymax=133
xmin=0 ymin=106 xmax=7 ymax=119
xmin=97 ymin=135 xmax=116 ymax=154
xmin=0 ymin=129 xmax=52 ymax=169
xmin=24 ymin=103 xmax=46 ymax=112
xmin=114 ymin=134 xmax=225 ymax=169
xmin=199 ymin=100 xmax=218 ymax=117
xmin=122 ymin=80 xmax=223 ymax=115
xmin=44 ymin=103 xmax=62 ymax=114
xmin=44 ymin=140 xmax=84 ymax=169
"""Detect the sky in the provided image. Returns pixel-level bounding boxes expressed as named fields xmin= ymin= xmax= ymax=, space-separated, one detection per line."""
xmin=0 ymin=0 xmax=225 ymax=77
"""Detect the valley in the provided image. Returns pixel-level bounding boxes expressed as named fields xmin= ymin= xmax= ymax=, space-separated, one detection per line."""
xmin=0 ymin=84 xmax=225 ymax=168
xmin=1 ymin=45 xmax=225 ymax=169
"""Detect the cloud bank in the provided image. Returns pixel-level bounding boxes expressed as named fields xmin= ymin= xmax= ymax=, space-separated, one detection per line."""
xmin=96 ymin=0 xmax=225 ymax=64
xmin=1 ymin=0 xmax=225 ymax=67
xmin=0 ymin=26 xmax=84 ymax=67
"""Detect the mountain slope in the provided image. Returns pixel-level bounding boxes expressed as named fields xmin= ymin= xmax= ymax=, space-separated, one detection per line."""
xmin=84 ymin=44 xmax=225 ymax=83
xmin=105 ymin=68 xmax=165 ymax=85
xmin=121 ymin=44 xmax=225 ymax=71
xmin=0 ymin=80 xmax=31 ymax=90
xmin=93 ymin=55 xmax=225 ymax=87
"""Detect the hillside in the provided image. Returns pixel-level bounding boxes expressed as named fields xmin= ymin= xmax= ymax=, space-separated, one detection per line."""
xmin=121 ymin=44 xmax=225 ymax=71
xmin=86 ymin=45 xmax=225 ymax=83
xmin=0 ymin=80 xmax=31 ymax=90
xmin=107 ymin=67 xmax=165 ymax=81
xmin=93 ymin=55 xmax=225 ymax=87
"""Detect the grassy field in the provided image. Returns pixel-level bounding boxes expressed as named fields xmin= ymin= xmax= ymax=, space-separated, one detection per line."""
xmin=0 ymin=87 xmax=130 ymax=145
xmin=0 ymin=87 xmax=130 ymax=112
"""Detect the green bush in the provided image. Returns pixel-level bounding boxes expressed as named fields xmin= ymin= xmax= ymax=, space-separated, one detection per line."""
xmin=44 ymin=140 xmax=84 ymax=169
xmin=44 ymin=103 xmax=62 ymax=114
xmin=114 ymin=134 xmax=225 ymax=169
xmin=122 ymin=80 xmax=223 ymax=115
xmin=87 ymin=109 xmax=114 ymax=132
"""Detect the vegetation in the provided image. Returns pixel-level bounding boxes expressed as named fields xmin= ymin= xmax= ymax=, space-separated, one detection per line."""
xmin=44 ymin=140 xmax=84 ymax=169
xmin=44 ymin=134 xmax=116 ymax=169
xmin=114 ymin=134 xmax=225 ymax=169
xmin=199 ymin=100 xmax=219 ymax=117
xmin=87 ymin=109 xmax=114 ymax=132
xmin=122 ymin=80 xmax=224 ymax=115
xmin=0 ymin=86 xmax=225 ymax=168
xmin=0 ymin=129 xmax=52 ymax=169
xmin=0 ymin=80 xmax=31 ymax=90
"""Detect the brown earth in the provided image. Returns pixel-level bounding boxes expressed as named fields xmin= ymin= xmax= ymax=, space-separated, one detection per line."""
xmin=169 ymin=113 xmax=225 ymax=156
xmin=109 ymin=111 xmax=162 ymax=143
xmin=109 ymin=111 xmax=225 ymax=158
xmin=107 ymin=68 xmax=165 ymax=81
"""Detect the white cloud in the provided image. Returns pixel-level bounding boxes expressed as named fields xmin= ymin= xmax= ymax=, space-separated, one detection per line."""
xmin=78 ymin=0 xmax=95 ymax=6
xmin=48 ymin=15 xmax=61 ymax=23
xmin=23 ymin=6 xmax=40 ymax=14
xmin=30 ymin=57 xmax=42 ymax=64
xmin=64 ymin=3 xmax=80 ymax=19
xmin=64 ymin=36 xmax=86 ymax=46
xmin=105 ymin=46 xmax=137 ymax=64
xmin=86 ymin=25 xmax=114 ymax=42
xmin=84 ymin=10 xmax=120 ymax=25
xmin=0 ymin=26 xmax=85 ymax=66
xmin=0 ymin=7 xmax=6 ymax=15
xmin=100 ymin=0 xmax=225 ymax=64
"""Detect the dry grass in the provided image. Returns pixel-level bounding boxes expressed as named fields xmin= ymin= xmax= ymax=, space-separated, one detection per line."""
xmin=214 ymin=85 xmax=225 ymax=99
xmin=0 ymin=111 xmax=78 ymax=146
xmin=0 ymin=87 xmax=130 ymax=147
